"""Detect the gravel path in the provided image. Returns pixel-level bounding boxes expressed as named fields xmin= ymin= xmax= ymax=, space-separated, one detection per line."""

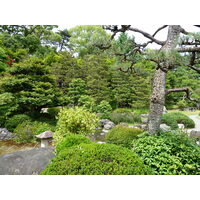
xmin=188 ymin=115 xmax=200 ymax=130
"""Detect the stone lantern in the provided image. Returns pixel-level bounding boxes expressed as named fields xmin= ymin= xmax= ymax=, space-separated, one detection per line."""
xmin=36 ymin=131 xmax=54 ymax=148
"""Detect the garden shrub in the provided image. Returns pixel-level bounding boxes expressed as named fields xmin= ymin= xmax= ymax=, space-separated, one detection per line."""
xmin=41 ymin=143 xmax=151 ymax=175
xmin=96 ymin=100 xmax=112 ymax=119
xmin=105 ymin=125 xmax=143 ymax=148
xmin=5 ymin=114 xmax=31 ymax=131
xmin=14 ymin=120 xmax=55 ymax=143
xmin=78 ymin=95 xmax=96 ymax=112
xmin=132 ymin=131 xmax=200 ymax=175
xmin=161 ymin=112 xmax=195 ymax=129
xmin=110 ymin=112 xmax=141 ymax=124
xmin=54 ymin=107 xmax=99 ymax=143
xmin=56 ymin=135 xmax=92 ymax=153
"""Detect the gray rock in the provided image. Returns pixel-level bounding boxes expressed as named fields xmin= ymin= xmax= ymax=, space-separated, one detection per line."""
xmin=163 ymin=106 xmax=167 ymax=114
xmin=178 ymin=124 xmax=185 ymax=129
xmin=99 ymin=119 xmax=115 ymax=130
xmin=102 ymin=129 xmax=109 ymax=133
xmin=100 ymin=132 xmax=106 ymax=136
xmin=189 ymin=130 xmax=200 ymax=138
xmin=104 ymin=122 xmax=115 ymax=130
xmin=160 ymin=124 xmax=171 ymax=132
xmin=0 ymin=128 xmax=13 ymax=140
xmin=0 ymin=148 xmax=55 ymax=175
xmin=99 ymin=119 xmax=111 ymax=126
xmin=140 ymin=114 xmax=149 ymax=118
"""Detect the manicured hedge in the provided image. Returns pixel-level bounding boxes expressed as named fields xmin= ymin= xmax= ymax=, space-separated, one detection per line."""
xmin=161 ymin=112 xmax=195 ymax=129
xmin=41 ymin=143 xmax=151 ymax=175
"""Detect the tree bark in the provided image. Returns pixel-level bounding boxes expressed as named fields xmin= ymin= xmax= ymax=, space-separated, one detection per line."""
xmin=148 ymin=26 xmax=182 ymax=135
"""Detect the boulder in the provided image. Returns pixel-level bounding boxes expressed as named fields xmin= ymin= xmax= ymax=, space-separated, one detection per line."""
xmin=160 ymin=124 xmax=171 ymax=132
xmin=0 ymin=128 xmax=13 ymax=140
xmin=99 ymin=119 xmax=115 ymax=130
xmin=0 ymin=148 xmax=55 ymax=175
xmin=189 ymin=130 xmax=200 ymax=138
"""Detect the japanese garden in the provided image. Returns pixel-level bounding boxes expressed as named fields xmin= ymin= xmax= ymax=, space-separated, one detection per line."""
xmin=0 ymin=25 xmax=199 ymax=175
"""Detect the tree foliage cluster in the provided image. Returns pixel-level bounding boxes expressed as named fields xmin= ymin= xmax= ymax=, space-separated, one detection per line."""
xmin=0 ymin=25 xmax=200 ymax=128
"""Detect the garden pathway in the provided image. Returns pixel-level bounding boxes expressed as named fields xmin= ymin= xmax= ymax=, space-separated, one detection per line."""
xmin=188 ymin=115 xmax=200 ymax=130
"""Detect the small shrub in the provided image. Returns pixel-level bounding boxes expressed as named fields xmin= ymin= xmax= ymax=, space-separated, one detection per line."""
xmin=105 ymin=125 xmax=143 ymax=148
xmin=41 ymin=143 xmax=151 ymax=175
xmin=96 ymin=100 xmax=112 ymax=119
xmin=5 ymin=114 xmax=31 ymax=131
xmin=110 ymin=112 xmax=141 ymax=124
xmin=132 ymin=131 xmax=200 ymax=175
xmin=54 ymin=107 xmax=99 ymax=143
xmin=14 ymin=121 xmax=55 ymax=143
xmin=56 ymin=135 xmax=92 ymax=154
xmin=162 ymin=112 xmax=195 ymax=129
xmin=177 ymin=100 xmax=187 ymax=110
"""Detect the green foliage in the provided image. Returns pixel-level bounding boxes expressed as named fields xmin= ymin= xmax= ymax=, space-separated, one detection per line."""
xmin=0 ymin=57 xmax=57 ymax=113
xmin=132 ymin=131 xmax=200 ymax=175
xmin=96 ymin=100 xmax=112 ymax=119
xmin=5 ymin=114 xmax=31 ymax=131
xmin=14 ymin=120 xmax=55 ymax=143
xmin=41 ymin=143 xmax=151 ymax=175
xmin=0 ymin=92 xmax=19 ymax=126
xmin=105 ymin=125 xmax=143 ymax=148
xmin=68 ymin=25 xmax=111 ymax=57
xmin=54 ymin=107 xmax=99 ymax=143
xmin=78 ymin=95 xmax=96 ymax=112
xmin=56 ymin=135 xmax=92 ymax=154
xmin=84 ymin=55 xmax=113 ymax=103
xmin=176 ymin=99 xmax=187 ymax=110
xmin=111 ymin=69 xmax=151 ymax=108
xmin=162 ymin=112 xmax=195 ymax=129
xmin=110 ymin=111 xmax=141 ymax=124
xmin=47 ymin=107 xmax=61 ymax=119
xmin=68 ymin=78 xmax=86 ymax=105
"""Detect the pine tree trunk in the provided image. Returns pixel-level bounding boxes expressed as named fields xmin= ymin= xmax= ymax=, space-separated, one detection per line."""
xmin=148 ymin=25 xmax=182 ymax=135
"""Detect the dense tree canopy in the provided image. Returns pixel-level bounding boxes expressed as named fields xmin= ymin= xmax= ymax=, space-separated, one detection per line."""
xmin=0 ymin=25 xmax=200 ymax=132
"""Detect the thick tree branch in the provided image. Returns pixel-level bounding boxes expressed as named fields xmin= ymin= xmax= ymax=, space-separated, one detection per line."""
xmin=177 ymin=46 xmax=200 ymax=52
xmin=166 ymin=88 xmax=198 ymax=102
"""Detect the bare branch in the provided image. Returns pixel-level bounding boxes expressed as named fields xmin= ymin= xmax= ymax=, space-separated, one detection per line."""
xmin=152 ymin=25 xmax=168 ymax=37
xmin=166 ymin=88 xmax=198 ymax=102
xmin=128 ymin=27 xmax=166 ymax=45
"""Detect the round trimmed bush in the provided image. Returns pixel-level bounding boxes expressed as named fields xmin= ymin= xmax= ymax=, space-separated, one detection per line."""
xmin=105 ymin=125 xmax=143 ymax=148
xmin=54 ymin=107 xmax=99 ymax=143
xmin=132 ymin=131 xmax=200 ymax=175
xmin=41 ymin=143 xmax=151 ymax=175
xmin=56 ymin=135 xmax=92 ymax=153
xmin=5 ymin=114 xmax=31 ymax=131
xmin=162 ymin=112 xmax=195 ymax=129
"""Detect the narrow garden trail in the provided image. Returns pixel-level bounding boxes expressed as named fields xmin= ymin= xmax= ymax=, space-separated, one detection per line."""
xmin=189 ymin=115 xmax=200 ymax=130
